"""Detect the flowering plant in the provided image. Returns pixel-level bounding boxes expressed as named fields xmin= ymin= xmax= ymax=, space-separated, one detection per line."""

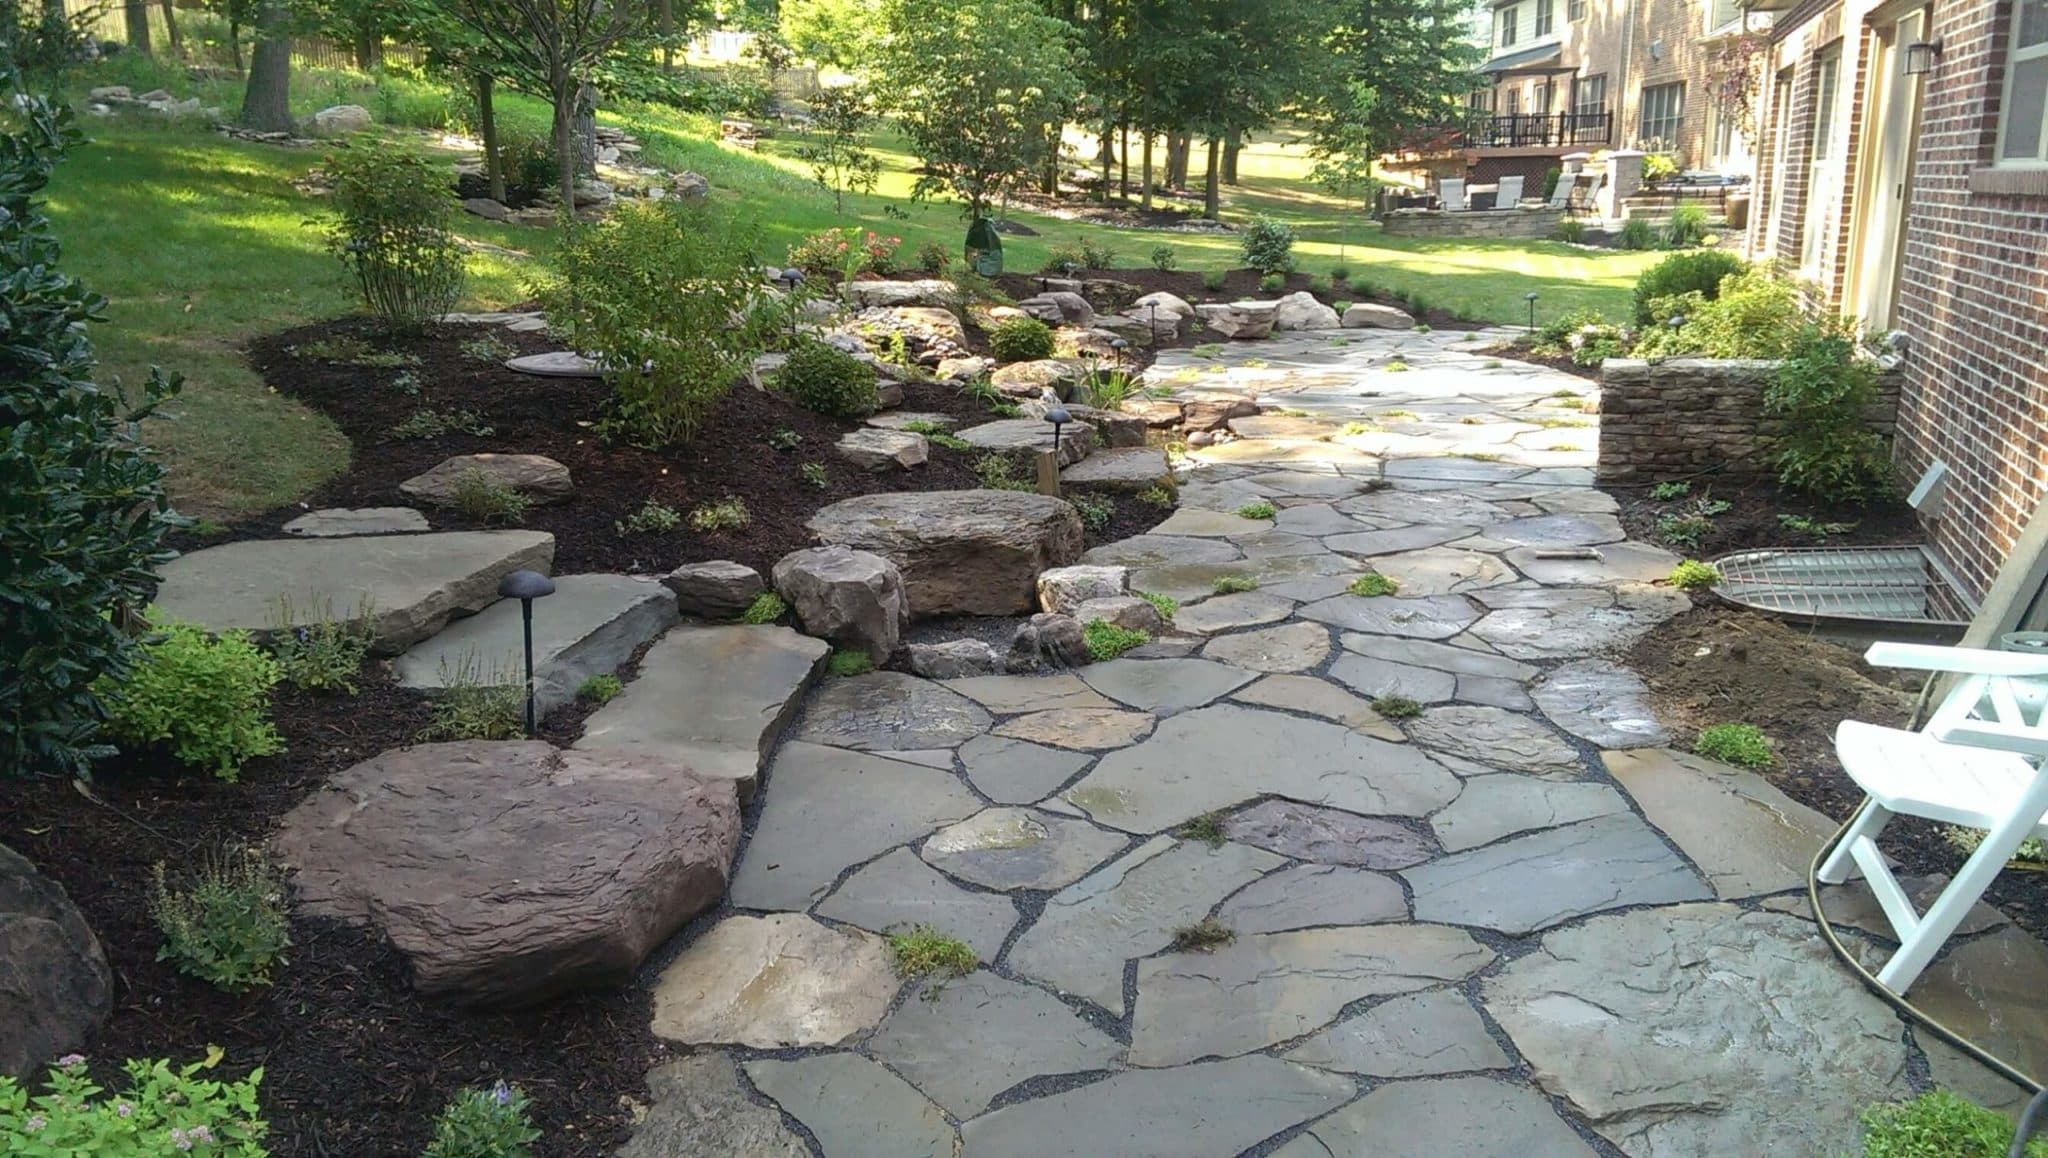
xmin=0 ymin=1052 xmax=269 ymax=1155
xmin=786 ymin=227 xmax=903 ymax=279
xmin=421 ymin=1082 xmax=540 ymax=1158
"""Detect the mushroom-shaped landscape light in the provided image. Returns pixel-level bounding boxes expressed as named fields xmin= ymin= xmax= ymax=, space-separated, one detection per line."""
xmin=497 ymin=569 xmax=557 ymax=738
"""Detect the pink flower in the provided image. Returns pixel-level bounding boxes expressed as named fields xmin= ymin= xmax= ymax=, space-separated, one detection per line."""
xmin=189 ymin=1125 xmax=215 ymax=1144
xmin=23 ymin=1114 xmax=46 ymax=1132
xmin=170 ymin=1127 xmax=194 ymax=1152
xmin=117 ymin=1102 xmax=135 ymax=1118
xmin=57 ymin=1054 xmax=85 ymax=1068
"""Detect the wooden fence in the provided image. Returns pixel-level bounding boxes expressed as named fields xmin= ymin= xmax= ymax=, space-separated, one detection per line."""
xmin=63 ymin=0 xmax=421 ymax=73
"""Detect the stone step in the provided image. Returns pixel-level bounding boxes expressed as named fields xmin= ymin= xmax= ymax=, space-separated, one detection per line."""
xmin=574 ymin=625 xmax=829 ymax=797
xmin=1059 ymin=446 xmax=1172 ymax=492
xmin=955 ymin=418 xmax=1097 ymax=468
xmin=393 ymin=573 xmax=678 ymax=718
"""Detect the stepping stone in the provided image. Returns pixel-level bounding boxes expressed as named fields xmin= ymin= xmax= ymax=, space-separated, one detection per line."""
xmin=922 ymin=808 xmax=1128 ymax=891
xmin=836 ymin=427 xmax=929 ymax=471
xmin=731 ymin=742 xmax=979 ymax=910
xmin=1235 ymin=530 xmax=1331 ymax=559
xmin=1248 ymin=469 xmax=1379 ymax=498
xmin=1062 ymin=445 xmax=1172 ymax=490
xmin=1907 ymin=929 xmax=2048 ymax=1099
xmin=393 ymin=573 xmax=677 ymax=717
xmin=616 ymin=1054 xmax=809 ymax=1158
xmin=575 ymin=625 xmax=828 ymax=795
xmin=1532 ymin=659 xmax=1668 ymax=748
xmin=1506 ymin=541 xmax=1680 ymax=585
xmin=1228 ymin=675 xmax=1404 ymax=739
xmin=1171 ymin=592 xmax=1297 ymax=634
xmin=957 ymin=734 xmax=1092 ymax=804
xmin=1369 ymin=547 xmax=1515 ymax=595
xmin=945 ymin=672 xmax=1114 ymax=713
xmin=1217 ymin=864 xmax=1407 ymax=933
xmin=1132 ymin=553 xmax=1360 ymax=604
xmin=649 ymin=914 xmax=897 ymax=1048
xmin=1269 ymin=1076 xmax=1596 ymax=1158
xmin=1149 ymin=508 xmax=1280 ymax=538
xmin=1483 ymin=905 xmax=1914 ymax=1155
xmin=505 ymin=350 xmax=600 ymax=377
xmin=1271 ymin=503 xmax=1370 ymax=536
xmin=1405 ymin=704 xmax=1581 ymax=776
xmin=1532 ymin=488 xmax=1620 ymax=515
xmin=152 ymin=530 xmax=555 ymax=654
xmin=1080 ymin=658 xmax=1257 ymax=713
xmin=1007 ymin=835 xmax=1282 ymax=1014
xmin=1299 ymin=593 xmax=1480 ymax=639
xmin=1759 ymin=873 xmax=2006 ymax=942
xmin=1602 ymin=748 xmax=1838 ymax=898
xmin=1405 ymin=814 xmax=1710 ymax=934
xmin=795 ymin=671 xmax=992 ymax=751
xmin=1083 ymin=534 xmax=1243 ymax=568
xmin=1469 ymin=584 xmax=1689 ymax=660
xmin=810 ymin=491 xmax=1085 ymax=617
xmin=994 ymin=708 xmax=1155 ymax=749
xmin=1431 ymin=774 xmax=1632 ymax=852
xmin=1384 ymin=457 xmax=1532 ymax=483
xmin=1330 ymin=653 xmax=1456 ymax=703
xmin=1337 ymin=488 xmax=1507 ymax=527
xmin=1200 ymin=622 xmax=1330 ymax=672
xmin=868 ymin=971 xmax=1122 ymax=1117
xmin=400 ymin=453 xmax=573 ymax=506
xmin=281 ymin=506 xmax=428 ymax=537
xmin=1221 ymin=799 xmax=1437 ymax=868
xmin=1130 ymin=925 xmax=1494 ymax=1066
xmin=867 ymin=410 xmax=959 ymax=431
xmin=1325 ymin=524 xmax=1481 ymax=557
xmin=956 ymin=417 xmax=1097 ymax=467
xmin=1341 ymin=633 xmax=1539 ymax=682
xmin=1283 ymin=991 xmax=1511 ymax=1078
xmin=1477 ymin=512 xmax=1626 ymax=548
xmin=744 ymin=1054 xmax=954 ymax=1158
xmin=814 ymin=848 xmax=1017 ymax=961
xmin=1064 ymin=705 xmax=1460 ymax=833
xmin=961 ymin=1055 xmax=1352 ymax=1158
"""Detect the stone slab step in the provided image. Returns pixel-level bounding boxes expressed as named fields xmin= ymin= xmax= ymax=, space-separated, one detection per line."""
xmin=574 ymin=625 xmax=829 ymax=797
xmin=505 ymin=351 xmax=601 ymax=378
xmin=393 ymin=574 xmax=678 ymax=718
xmin=1060 ymin=446 xmax=1172 ymax=492
xmin=153 ymin=530 xmax=555 ymax=654
xmin=956 ymin=418 xmax=1097 ymax=468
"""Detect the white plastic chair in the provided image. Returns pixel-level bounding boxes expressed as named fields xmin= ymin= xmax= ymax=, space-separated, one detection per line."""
xmin=1495 ymin=175 xmax=1525 ymax=207
xmin=1438 ymin=178 xmax=1467 ymax=212
xmin=1819 ymin=641 xmax=2048 ymax=993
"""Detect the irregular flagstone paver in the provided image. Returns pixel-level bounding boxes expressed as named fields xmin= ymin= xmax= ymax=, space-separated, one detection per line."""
xmin=1269 ymin=1076 xmax=1597 ymax=1158
xmin=813 ymin=848 xmax=1019 ymax=962
xmin=1007 ymin=835 xmax=1282 ymax=1014
xmin=616 ymin=1054 xmax=810 ymax=1157
xmin=1341 ymin=633 xmax=1539 ymax=682
xmin=1469 ymin=584 xmax=1690 ymax=660
xmin=794 ymin=671 xmax=993 ymax=750
xmin=1337 ymin=488 xmax=1508 ymax=527
xmin=1218 ymin=864 xmax=1407 ymax=933
xmin=921 ymin=807 xmax=1129 ymax=891
xmin=1200 ymin=621 xmax=1331 ymax=672
xmin=1248 ymin=469 xmax=1381 ymax=498
xmin=1476 ymin=513 xmax=1626 ymax=547
xmin=1329 ymin=653 xmax=1457 ymax=703
xmin=281 ymin=506 xmax=429 ymax=537
xmin=1298 ymin=593 xmax=1481 ymax=639
xmin=960 ymin=1055 xmax=1354 ymax=1158
xmin=1130 ymin=924 xmax=1494 ymax=1066
xmin=1602 ymin=748 xmax=1837 ymax=898
xmin=1531 ymin=659 xmax=1669 ymax=748
xmin=1083 ymin=534 xmax=1243 ymax=569
xmin=1532 ymin=487 xmax=1619 ymax=515
xmin=1483 ymin=905 xmax=1913 ymax=1155
xmin=1759 ymin=872 xmax=2007 ymax=942
xmin=943 ymin=672 xmax=1115 ymax=713
xmin=1230 ymin=675 xmax=1404 ymax=739
xmin=1150 ymin=508 xmax=1275 ymax=537
xmin=1431 ymin=774 xmax=1633 ymax=853
xmin=1235 ymin=530 xmax=1335 ymax=559
xmin=1507 ymin=541 xmax=1681 ymax=585
xmin=1135 ymin=553 xmax=1363 ymax=604
xmin=1271 ymin=503 xmax=1370 ymax=536
xmin=743 ymin=1054 xmax=955 ymax=1158
xmin=867 ymin=971 xmax=1123 ymax=1117
xmin=957 ymin=734 xmax=1093 ymax=804
xmin=1325 ymin=523 xmax=1481 ymax=558
xmin=994 ymin=707 xmax=1156 ymax=749
xmin=1369 ymin=546 xmax=1517 ymax=596
xmin=1079 ymin=658 xmax=1258 ymax=713
xmin=1065 ymin=704 xmax=1461 ymax=833
xmin=1908 ymin=929 xmax=2048 ymax=1095
xmin=1406 ymin=814 xmax=1710 ymax=934
xmin=1404 ymin=705 xmax=1582 ymax=777
xmin=1221 ymin=799 xmax=1438 ymax=868
xmin=1284 ymin=990 xmax=1511 ymax=1077
xmin=649 ymin=914 xmax=897 ymax=1048
xmin=1172 ymin=592 xmax=1298 ymax=634
xmin=730 ymin=742 xmax=979 ymax=910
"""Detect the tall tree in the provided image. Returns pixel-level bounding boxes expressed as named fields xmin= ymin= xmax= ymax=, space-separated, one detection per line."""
xmin=239 ymin=0 xmax=293 ymax=132
xmin=1305 ymin=0 xmax=1484 ymax=182
xmin=122 ymin=0 xmax=151 ymax=54
xmin=779 ymin=0 xmax=876 ymax=70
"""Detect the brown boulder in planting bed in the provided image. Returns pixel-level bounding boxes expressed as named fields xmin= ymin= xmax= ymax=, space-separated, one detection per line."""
xmin=400 ymin=453 xmax=574 ymax=506
xmin=808 ymin=490 xmax=1085 ymax=617
xmin=274 ymin=740 xmax=739 ymax=1007
xmin=0 ymin=843 xmax=111 ymax=1080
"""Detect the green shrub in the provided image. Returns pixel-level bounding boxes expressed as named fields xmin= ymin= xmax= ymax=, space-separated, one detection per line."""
xmin=460 ymin=334 xmax=517 ymax=363
xmin=740 ymin=592 xmax=788 ymax=624
xmin=1695 ymin=722 xmax=1772 ymax=768
xmin=915 ymin=240 xmax=951 ymax=274
xmin=1530 ymin=307 xmax=1628 ymax=366
xmin=1136 ymin=484 xmax=1175 ymax=507
xmin=1236 ymin=501 xmax=1277 ymax=520
xmin=418 ymin=653 xmax=524 ymax=743
xmin=0 ymin=1054 xmax=270 ymax=1153
xmin=576 ymin=674 xmax=623 ymax=703
xmin=617 ymin=499 xmax=683 ymax=535
xmin=499 ymin=132 xmax=558 ymax=202
xmin=886 ymin=926 xmax=977 ymax=979
xmin=1240 ymin=215 xmax=1296 ymax=274
xmin=1861 ymin=1090 xmax=2048 ymax=1157
xmin=788 ymin=226 xmax=859 ymax=277
xmin=1258 ymin=272 xmax=1286 ymax=294
xmin=1041 ymin=244 xmax=1088 ymax=274
xmin=1631 ymin=250 xmax=1747 ymax=325
xmin=537 ymin=202 xmax=774 ymax=445
xmin=1664 ymin=204 xmax=1710 ymax=249
xmin=688 ymin=497 xmax=752 ymax=532
xmin=1201 ymin=270 xmax=1227 ymax=292
xmin=1149 ymin=245 xmax=1178 ymax=271
xmin=1641 ymin=152 xmax=1680 ymax=182
xmin=1080 ymin=239 xmax=1119 ymax=269
xmin=423 ymin=1081 xmax=542 ymax=1158
xmin=828 ymin=649 xmax=875 ymax=677
xmin=1212 ymin=575 xmax=1258 ymax=595
xmin=1617 ymin=218 xmax=1656 ymax=250
xmin=1556 ymin=218 xmax=1585 ymax=244
xmin=322 ymin=139 xmax=467 ymax=333
xmin=269 ymin=596 xmax=375 ymax=694
xmin=149 ymin=847 xmax=291 ymax=992
xmin=1330 ymin=264 xmax=1352 ymax=282
xmin=1373 ymin=694 xmax=1423 ymax=719
xmin=778 ymin=339 xmax=882 ymax=419
xmin=1649 ymin=480 xmax=1692 ymax=501
xmin=451 ymin=470 xmax=529 ymax=525
xmin=1765 ymin=326 xmax=1892 ymax=503
xmin=1084 ymin=619 xmax=1150 ymax=661
xmin=1668 ymin=560 xmax=1723 ymax=590
xmin=1540 ymin=166 xmax=1562 ymax=200
xmin=98 ymin=617 xmax=282 ymax=779
xmin=989 ymin=316 xmax=1056 ymax=363
xmin=1069 ymin=491 xmax=1115 ymax=531
xmin=1 ymin=98 xmax=184 ymax=779
xmin=974 ymin=454 xmax=1034 ymax=492
xmin=1349 ymin=574 xmax=1399 ymax=597
xmin=1138 ymin=591 xmax=1178 ymax=621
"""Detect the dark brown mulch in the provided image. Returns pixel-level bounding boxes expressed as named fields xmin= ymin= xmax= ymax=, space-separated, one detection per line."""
xmin=1498 ymin=345 xmax=1602 ymax=383
xmin=1610 ymin=475 xmax=1923 ymax=560
xmin=990 ymin=267 xmax=1484 ymax=333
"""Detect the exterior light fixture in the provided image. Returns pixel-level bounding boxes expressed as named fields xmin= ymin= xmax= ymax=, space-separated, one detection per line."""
xmin=1668 ymin=314 xmax=1687 ymax=329
xmin=1046 ymin=401 xmax=1072 ymax=458
xmin=497 ymin=569 xmax=557 ymax=738
xmin=1524 ymin=291 xmax=1540 ymax=332
xmin=778 ymin=268 xmax=806 ymax=339
xmin=1110 ymin=336 xmax=1130 ymax=369
xmin=1904 ymin=39 xmax=1942 ymax=75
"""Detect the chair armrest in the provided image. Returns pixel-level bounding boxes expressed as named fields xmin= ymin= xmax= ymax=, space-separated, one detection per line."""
xmin=1864 ymin=641 xmax=2048 ymax=677
xmin=1929 ymin=717 xmax=2048 ymax=757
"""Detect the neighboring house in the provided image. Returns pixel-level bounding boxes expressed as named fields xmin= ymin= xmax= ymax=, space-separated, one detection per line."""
xmin=1745 ymin=0 xmax=2048 ymax=599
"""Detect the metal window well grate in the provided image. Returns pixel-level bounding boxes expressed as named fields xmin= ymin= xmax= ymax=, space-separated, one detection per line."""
xmin=1713 ymin=545 xmax=1976 ymax=627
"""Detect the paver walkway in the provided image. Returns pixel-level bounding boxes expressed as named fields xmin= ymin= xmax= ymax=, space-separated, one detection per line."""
xmin=638 ymin=329 xmax=2045 ymax=1157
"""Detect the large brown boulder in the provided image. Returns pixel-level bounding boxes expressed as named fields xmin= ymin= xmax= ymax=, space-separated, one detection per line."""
xmin=1 ymin=844 xmax=111 ymax=1080
xmin=807 ymin=491 xmax=1085 ymax=617
xmin=274 ymin=741 xmax=738 ymax=1007
xmin=400 ymin=453 xmax=573 ymax=507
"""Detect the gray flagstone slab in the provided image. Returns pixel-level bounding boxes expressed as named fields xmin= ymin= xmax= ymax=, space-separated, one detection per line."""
xmin=1431 ymin=774 xmax=1633 ymax=853
xmin=1268 ymin=1076 xmax=1596 ymax=1158
xmin=921 ymin=807 xmax=1129 ymax=891
xmin=1602 ymin=748 xmax=1837 ymax=898
xmin=1283 ymin=990 xmax=1511 ymax=1077
xmin=1405 ymin=814 xmax=1710 ymax=934
xmin=813 ymin=848 xmax=1019 ymax=962
xmin=867 ymin=970 xmax=1122 ymax=1117
xmin=1217 ymin=864 xmax=1408 ymax=934
xmin=744 ymin=1054 xmax=955 ymax=1158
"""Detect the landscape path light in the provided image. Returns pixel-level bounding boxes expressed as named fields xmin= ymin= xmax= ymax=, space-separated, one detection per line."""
xmin=497 ymin=569 xmax=557 ymax=738
xmin=1525 ymin=291 xmax=1540 ymax=333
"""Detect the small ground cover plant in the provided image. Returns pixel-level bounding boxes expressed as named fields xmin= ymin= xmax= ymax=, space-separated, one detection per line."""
xmin=1349 ymin=574 xmax=1400 ymax=597
xmin=1175 ymin=811 xmax=1228 ymax=847
xmin=1212 ymin=576 xmax=1259 ymax=595
xmin=828 ymin=649 xmax=876 ymax=677
xmin=887 ymin=926 xmax=976 ymax=979
xmin=688 ymin=497 xmax=751 ymax=532
xmin=423 ymin=1081 xmax=542 ymax=1158
xmin=418 ymin=655 xmax=524 ymax=742
xmin=451 ymin=471 xmax=529 ymax=525
xmin=0 ymin=1053 xmax=270 ymax=1154
xmin=149 ymin=846 xmax=292 ymax=992
xmin=1373 ymin=694 xmax=1423 ymax=719
xmin=1695 ymin=722 xmax=1773 ymax=768
xmin=1138 ymin=591 xmax=1178 ymax=621
xmin=1069 ymin=491 xmax=1114 ymax=531
xmin=98 ymin=616 xmax=283 ymax=780
xmin=1667 ymin=561 xmax=1723 ymax=590
xmin=577 ymin=674 xmax=623 ymax=703
xmin=1860 ymin=1089 xmax=2048 ymax=1157
xmin=1236 ymin=500 xmax=1277 ymax=520
xmin=1084 ymin=619 xmax=1150 ymax=661
xmin=617 ymin=499 xmax=683 ymax=535
xmin=741 ymin=592 xmax=788 ymax=624
xmin=1170 ymin=918 xmax=1235 ymax=952
xmin=269 ymin=595 xmax=376 ymax=694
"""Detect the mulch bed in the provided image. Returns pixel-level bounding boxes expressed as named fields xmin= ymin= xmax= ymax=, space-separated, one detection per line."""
xmin=1611 ymin=476 xmax=1923 ymax=561
xmin=990 ymin=267 xmax=1485 ymax=334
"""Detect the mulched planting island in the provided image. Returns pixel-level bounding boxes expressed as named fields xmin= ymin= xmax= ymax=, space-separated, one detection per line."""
xmin=1612 ymin=477 xmax=1922 ymax=561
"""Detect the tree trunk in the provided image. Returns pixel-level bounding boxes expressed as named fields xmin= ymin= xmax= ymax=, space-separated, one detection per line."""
xmin=227 ymin=15 xmax=242 ymax=70
xmin=573 ymin=78 xmax=599 ymax=176
xmin=478 ymin=73 xmax=505 ymax=203
xmin=1203 ymin=135 xmax=1221 ymax=220
xmin=1041 ymin=123 xmax=1060 ymax=194
xmin=1223 ymin=130 xmax=1242 ymax=185
xmin=353 ymin=12 xmax=382 ymax=70
xmin=1167 ymin=134 xmax=1189 ymax=188
xmin=1098 ymin=116 xmax=1113 ymax=201
xmin=1141 ymin=131 xmax=1154 ymax=209
xmin=122 ymin=0 xmax=151 ymax=55
xmin=659 ymin=0 xmax=674 ymax=71
xmin=158 ymin=0 xmax=181 ymax=55
xmin=551 ymin=80 xmax=578 ymax=211
xmin=239 ymin=0 xmax=292 ymax=132
xmin=1119 ymin=123 xmax=1129 ymax=199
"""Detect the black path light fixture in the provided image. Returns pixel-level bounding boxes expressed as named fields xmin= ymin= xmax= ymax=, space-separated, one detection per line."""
xmin=1110 ymin=336 xmax=1130 ymax=370
xmin=777 ymin=267 xmax=806 ymax=341
xmin=1525 ymin=291 xmax=1540 ymax=333
xmin=1045 ymin=397 xmax=1073 ymax=458
xmin=498 ymin=569 xmax=556 ymax=738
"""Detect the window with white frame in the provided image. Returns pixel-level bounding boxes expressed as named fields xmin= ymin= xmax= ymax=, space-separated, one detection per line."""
xmin=1498 ymin=5 xmax=1520 ymax=47
xmin=1569 ymin=0 xmax=1586 ymax=19
xmin=1998 ymin=0 xmax=2048 ymax=164
xmin=1575 ymin=73 xmax=1608 ymax=116
xmin=1802 ymin=48 xmax=1843 ymax=270
xmin=1639 ymin=82 xmax=1685 ymax=146
xmin=1536 ymin=0 xmax=1555 ymax=36
xmin=1707 ymin=0 xmax=1744 ymax=32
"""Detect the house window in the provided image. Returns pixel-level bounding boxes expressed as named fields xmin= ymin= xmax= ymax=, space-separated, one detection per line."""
xmin=1498 ymin=5 xmax=1520 ymax=47
xmin=1802 ymin=48 xmax=1843 ymax=270
xmin=1639 ymin=82 xmax=1685 ymax=146
xmin=1707 ymin=0 xmax=1744 ymax=32
xmin=1536 ymin=0 xmax=1555 ymax=36
xmin=1569 ymin=0 xmax=1586 ymax=19
xmin=1506 ymin=88 xmax=1522 ymax=115
xmin=1997 ymin=0 xmax=2048 ymax=164
xmin=1575 ymin=73 xmax=1608 ymax=116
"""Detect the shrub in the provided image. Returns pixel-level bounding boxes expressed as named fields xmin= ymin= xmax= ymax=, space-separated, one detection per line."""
xmin=423 ymin=1082 xmax=543 ymax=1158
xmin=778 ymin=340 xmax=880 ymax=418
xmin=1084 ymin=619 xmax=1149 ymax=661
xmin=1695 ymin=722 xmax=1772 ymax=768
xmin=499 ymin=132 xmax=557 ymax=202
xmin=322 ymin=139 xmax=467 ymax=333
xmin=1641 ymin=152 xmax=1681 ymax=182
xmin=828 ymin=649 xmax=875 ymax=677
xmin=1631 ymin=250 xmax=1747 ymax=325
xmin=1330 ymin=264 xmax=1352 ymax=282
xmin=1349 ymin=574 xmax=1399 ymax=597
xmin=1136 ymin=484 xmax=1175 ymax=507
xmin=1201 ymin=270 xmax=1227 ymax=292
xmin=1540 ymin=166 xmax=1562 ymax=200
xmin=740 ymin=592 xmax=788 ymax=624
xmin=1616 ymin=218 xmax=1656 ymax=250
xmin=788 ymin=226 xmax=858 ymax=276
xmin=887 ymin=926 xmax=977 ymax=979
xmin=1082 ymin=368 xmax=1142 ymax=410
xmin=1649 ymin=480 xmax=1692 ymax=501
xmin=989 ymin=316 xmax=1056 ymax=363
xmin=1138 ymin=591 xmax=1178 ymax=621
xmin=1664 ymin=204 xmax=1710 ymax=249
xmin=1634 ymin=267 xmax=1806 ymax=359
xmin=0 ymin=1054 xmax=270 ymax=1153
xmin=617 ymin=499 xmax=682 ymax=535
xmin=1212 ymin=575 xmax=1258 ymax=595
xmin=1862 ymin=1090 xmax=2048 ymax=1157
xmin=1258 ymin=272 xmax=1286 ymax=294
xmin=1530 ymin=307 xmax=1627 ymax=366
xmin=576 ymin=674 xmax=623 ymax=703
xmin=1668 ymin=560 xmax=1723 ymax=590
xmin=418 ymin=655 xmax=524 ymax=742
xmin=1080 ymin=239 xmax=1118 ymax=269
xmin=1240 ymin=215 xmax=1296 ymax=274
xmin=537 ymin=202 xmax=774 ymax=446
xmin=149 ymin=847 xmax=291 ymax=992
xmin=688 ymin=497 xmax=752 ymax=532
xmin=269 ymin=595 xmax=375 ymax=694
xmin=451 ymin=470 xmax=529 ymax=524
xmin=1069 ymin=491 xmax=1114 ymax=531
xmin=1235 ymin=501 xmax=1277 ymax=520
xmin=1 ymin=98 xmax=183 ymax=779
xmin=1149 ymin=245 xmax=1178 ymax=271
xmin=1556 ymin=218 xmax=1586 ymax=244
xmin=915 ymin=240 xmax=951 ymax=274
xmin=98 ymin=617 xmax=282 ymax=779
xmin=1041 ymin=244 xmax=1088 ymax=274
xmin=1765 ymin=326 xmax=1893 ymax=503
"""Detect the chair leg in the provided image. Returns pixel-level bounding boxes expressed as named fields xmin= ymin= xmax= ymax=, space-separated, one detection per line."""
xmin=1877 ymin=816 xmax=2037 ymax=993
xmin=1818 ymin=799 xmax=1889 ymax=884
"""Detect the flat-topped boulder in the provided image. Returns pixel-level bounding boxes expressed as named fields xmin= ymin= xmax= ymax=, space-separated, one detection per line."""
xmin=956 ymin=418 xmax=1098 ymax=468
xmin=1273 ymin=291 xmax=1341 ymax=331
xmin=990 ymin=358 xmax=1084 ymax=399
xmin=1344 ymin=302 xmax=1416 ymax=329
xmin=505 ymin=350 xmax=601 ymax=378
xmin=152 ymin=530 xmax=555 ymax=654
xmin=839 ymin=278 xmax=957 ymax=308
xmin=1061 ymin=446 xmax=1171 ymax=491
xmin=1196 ymin=301 xmax=1278 ymax=339
xmin=808 ymin=491 xmax=1086 ymax=616
xmin=274 ymin=740 xmax=739 ymax=1007
xmin=662 ymin=560 xmax=763 ymax=619
xmin=772 ymin=546 xmax=907 ymax=663
xmin=281 ymin=507 xmax=428 ymax=537
xmin=835 ymin=428 xmax=928 ymax=471
xmin=1 ymin=843 xmax=111 ymax=1080
xmin=400 ymin=453 xmax=573 ymax=506
xmin=1016 ymin=291 xmax=1094 ymax=327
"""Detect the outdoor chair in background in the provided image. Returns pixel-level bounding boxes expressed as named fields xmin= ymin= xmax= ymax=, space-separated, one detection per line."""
xmin=1495 ymin=175 xmax=1525 ymax=207
xmin=1438 ymin=178 xmax=1467 ymax=212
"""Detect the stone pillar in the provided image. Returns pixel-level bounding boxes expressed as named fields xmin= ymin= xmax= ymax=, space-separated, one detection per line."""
xmin=1560 ymin=151 xmax=1590 ymax=177
xmin=1600 ymin=150 xmax=1645 ymax=220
